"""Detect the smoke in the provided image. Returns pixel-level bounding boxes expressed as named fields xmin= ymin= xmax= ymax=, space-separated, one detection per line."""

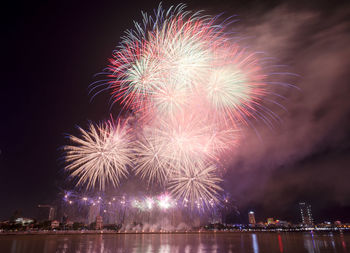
xmin=121 ymin=221 xmax=191 ymax=232
xmin=223 ymin=3 xmax=350 ymax=211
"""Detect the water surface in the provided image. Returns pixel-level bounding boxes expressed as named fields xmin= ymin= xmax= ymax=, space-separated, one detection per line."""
xmin=1 ymin=232 xmax=348 ymax=253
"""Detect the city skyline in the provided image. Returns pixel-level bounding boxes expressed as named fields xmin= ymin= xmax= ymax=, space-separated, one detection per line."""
xmin=4 ymin=191 xmax=345 ymax=227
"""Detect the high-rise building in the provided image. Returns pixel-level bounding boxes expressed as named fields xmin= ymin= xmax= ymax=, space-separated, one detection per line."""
xmin=37 ymin=205 xmax=55 ymax=222
xmin=95 ymin=216 xmax=103 ymax=230
xmin=248 ymin=211 xmax=256 ymax=225
xmin=299 ymin=202 xmax=313 ymax=225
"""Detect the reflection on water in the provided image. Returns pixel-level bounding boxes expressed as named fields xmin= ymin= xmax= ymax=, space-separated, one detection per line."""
xmin=252 ymin=234 xmax=259 ymax=253
xmin=0 ymin=232 xmax=349 ymax=253
xmin=278 ymin=234 xmax=283 ymax=253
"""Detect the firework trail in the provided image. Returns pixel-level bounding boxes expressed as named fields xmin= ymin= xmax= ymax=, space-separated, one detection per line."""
xmin=168 ymin=161 xmax=223 ymax=209
xmin=63 ymin=119 xmax=132 ymax=190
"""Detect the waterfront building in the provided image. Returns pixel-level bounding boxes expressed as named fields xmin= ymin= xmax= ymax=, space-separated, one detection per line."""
xmin=267 ymin=218 xmax=275 ymax=225
xmin=51 ymin=220 xmax=60 ymax=229
xmin=299 ymin=202 xmax=313 ymax=225
xmin=248 ymin=211 xmax=256 ymax=225
xmin=15 ymin=217 xmax=34 ymax=226
xmin=96 ymin=215 xmax=103 ymax=230
xmin=276 ymin=220 xmax=290 ymax=227
xmin=334 ymin=220 xmax=342 ymax=226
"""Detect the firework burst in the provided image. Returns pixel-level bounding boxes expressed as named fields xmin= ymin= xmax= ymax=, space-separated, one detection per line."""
xmin=63 ymin=119 xmax=132 ymax=190
xmin=94 ymin=3 xmax=273 ymax=127
xmin=168 ymin=161 xmax=223 ymax=209
xmin=202 ymin=45 xmax=268 ymax=125
xmin=101 ymin=4 xmax=228 ymax=118
xmin=133 ymin=128 xmax=172 ymax=186
xmin=133 ymin=115 xmax=237 ymax=186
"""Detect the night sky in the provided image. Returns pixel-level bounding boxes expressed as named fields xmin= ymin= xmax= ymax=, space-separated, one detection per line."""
xmin=1 ymin=0 xmax=350 ymax=223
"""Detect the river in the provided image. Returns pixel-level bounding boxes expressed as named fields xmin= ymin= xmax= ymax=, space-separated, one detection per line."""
xmin=0 ymin=232 xmax=348 ymax=253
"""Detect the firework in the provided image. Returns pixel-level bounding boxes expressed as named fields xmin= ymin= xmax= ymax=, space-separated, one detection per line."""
xmin=203 ymin=45 xmax=268 ymax=125
xmin=134 ymin=115 xmax=237 ymax=185
xmin=168 ymin=161 xmax=223 ymax=209
xmin=145 ymin=197 xmax=154 ymax=210
xmin=157 ymin=194 xmax=174 ymax=210
xmin=63 ymin=3 xmax=289 ymax=211
xmin=133 ymin=124 xmax=173 ymax=186
xmin=98 ymin=3 xmax=271 ymax=125
xmin=101 ymin=4 xmax=222 ymax=117
xmin=63 ymin=119 xmax=132 ymax=190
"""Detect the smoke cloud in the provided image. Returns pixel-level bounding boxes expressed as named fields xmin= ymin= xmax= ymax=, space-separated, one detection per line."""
xmin=223 ymin=3 xmax=350 ymax=217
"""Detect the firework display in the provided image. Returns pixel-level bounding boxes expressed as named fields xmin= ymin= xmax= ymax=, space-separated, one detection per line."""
xmin=168 ymin=162 xmax=223 ymax=209
xmin=60 ymin=189 xmax=228 ymax=229
xmin=63 ymin=3 xmax=285 ymax=211
xmin=103 ymin=4 xmax=268 ymax=125
xmin=63 ymin=119 xmax=132 ymax=190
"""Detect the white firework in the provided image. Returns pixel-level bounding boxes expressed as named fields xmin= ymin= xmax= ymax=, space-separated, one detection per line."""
xmin=167 ymin=161 xmax=223 ymax=209
xmin=133 ymin=129 xmax=173 ymax=186
xmin=63 ymin=120 xmax=132 ymax=190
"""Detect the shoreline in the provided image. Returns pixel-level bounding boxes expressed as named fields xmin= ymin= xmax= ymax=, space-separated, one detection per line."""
xmin=1 ymin=229 xmax=348 ymax=236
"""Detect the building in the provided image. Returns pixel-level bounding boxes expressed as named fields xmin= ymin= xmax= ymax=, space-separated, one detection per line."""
xmin=276 ymin=220 xmax=290 ymax=227
xmin=299 ymin=202 xmax=313 ymax=225
xmin=15 ymin=218 xmax=34 ymax=226
xmin=334 ymin=221 xmax=342 ymax=226
xmin=37 ymin=205 xmax=55 ymax=222
xmin=267 ymin=218 xmax=275 ymax=225
xmin=66 ymin=220 xmax=74 ymax=228
xmin=248 ymin=211 xmax=256 ymax=225
xmin=51 ymin=220 xmax=60 ymax=229
xmin=95 ymin=216 xmax=103 ymax=230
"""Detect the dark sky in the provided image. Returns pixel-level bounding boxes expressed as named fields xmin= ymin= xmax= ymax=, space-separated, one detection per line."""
xmin=1 ymin=0 xmax=350 ymax=223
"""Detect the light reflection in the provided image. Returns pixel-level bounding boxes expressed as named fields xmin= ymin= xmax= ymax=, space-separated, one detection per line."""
xmin=158 ymin=244 xmax=170 ymax=253
xmin=10 ymin=239 xmax=17 ymax=253
xmin=197 ymin=242 xmax=205 ymax=253
xmin=329 ymin=232 xmax=336 ymax=249
xmin=211 ymin=243 xmax=218 ymax=253
xmin=303 ymin=232 xmax=325 ymax=253
xmin=252 ymin=234 xmax=259 ymax=253
xmin=146 ymin=244 xmax=152 ymax=253
xmin=4 ymin=232 xmax=350 ymax=253
xmin=340 ymin=232 xmax=347 ymax=251
xmin=278 ymin=234 xmax=283 ymax=253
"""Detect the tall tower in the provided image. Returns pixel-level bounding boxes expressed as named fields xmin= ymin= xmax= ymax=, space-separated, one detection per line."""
xmin=95 ymin=215 xmax=103 ymax=230
xmin=248 ymin=211 xmax=256 ymax=225
xmin=299 ymin=202 xmax=313 ymax=225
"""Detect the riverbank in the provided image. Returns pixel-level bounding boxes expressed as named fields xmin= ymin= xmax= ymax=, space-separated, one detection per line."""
xmin=1 ymin=228 xmax=349 ymax=236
